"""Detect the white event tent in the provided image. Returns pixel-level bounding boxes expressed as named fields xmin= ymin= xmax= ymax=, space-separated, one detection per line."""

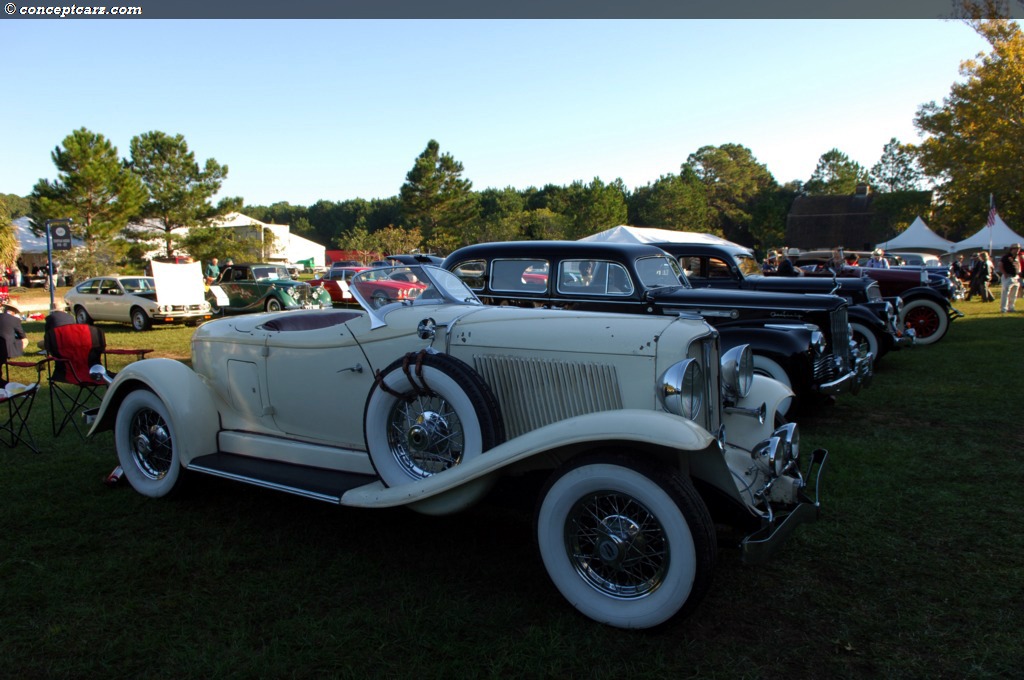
xmin=579 ymin=225 xmax=737 ymax=246
xmin=876 ymin=216 xmax=953 ymax=254
xmin=951 ymin=213 xmax=1024 ymax=254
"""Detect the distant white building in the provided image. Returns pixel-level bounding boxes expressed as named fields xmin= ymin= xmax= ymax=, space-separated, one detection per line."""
xmin=210 ymin=213 xmax=326 ymax=268
xmin=130 ymin=212 xmax=327 ymax=268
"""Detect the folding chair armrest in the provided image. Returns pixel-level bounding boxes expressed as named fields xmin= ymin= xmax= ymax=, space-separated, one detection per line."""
xmin=103 ymin=348 xmax=154 ymax=363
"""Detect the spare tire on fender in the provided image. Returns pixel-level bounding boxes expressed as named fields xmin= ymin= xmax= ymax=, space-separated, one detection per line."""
xmin=363 ymin=351 xmax=506 ymax=499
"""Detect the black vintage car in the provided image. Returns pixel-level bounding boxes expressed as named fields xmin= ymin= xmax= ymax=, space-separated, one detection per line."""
xmin=443 ymin=241 xmax=872 ymax=415
xmin=653 ymin=241 xmax=913 ymax=362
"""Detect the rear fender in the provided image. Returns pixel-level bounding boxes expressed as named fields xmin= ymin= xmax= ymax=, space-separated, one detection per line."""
xmin=88 ymin=358 xmax=221 ymax=466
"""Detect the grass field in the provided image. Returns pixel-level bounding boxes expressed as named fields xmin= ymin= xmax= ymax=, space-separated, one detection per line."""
xmin=1 ymin=289 xmax=1021 ymax=679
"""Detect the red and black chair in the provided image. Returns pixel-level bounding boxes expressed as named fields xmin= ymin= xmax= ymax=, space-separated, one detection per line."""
xmin=42 ymin=321 xmax=112 ymax=439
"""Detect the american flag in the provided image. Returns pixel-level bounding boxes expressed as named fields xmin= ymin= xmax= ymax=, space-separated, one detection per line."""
xmin=987 ymin=200 xmax=997 ymax=227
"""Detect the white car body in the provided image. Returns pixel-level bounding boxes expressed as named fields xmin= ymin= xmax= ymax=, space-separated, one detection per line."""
xmin=89 ymin=265 xmax=826 ymax=628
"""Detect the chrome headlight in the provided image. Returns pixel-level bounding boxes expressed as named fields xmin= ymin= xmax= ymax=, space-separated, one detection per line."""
xmin=810 ymin=330 xmax=826 ymax=356
xmin=659 ymin=359 xmax=703 ymax=421
xmin=720 ymin=344 xmax=753 ymax=401
xmin=158 ymin=304 xmax=171 ymax=313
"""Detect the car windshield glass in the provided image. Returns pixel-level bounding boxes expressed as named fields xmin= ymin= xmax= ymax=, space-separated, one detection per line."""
xmin=350 ymin=265 xmax=481 ymax=327
xmin=636 ymin=255 xmax=688 ymax=289
xmin=734 ymin=253 xmax=762 ymax=277
xmin=121 ymin=278 xmax=154 ymax=293
xmin=254 ymin=267 xmax=289 ymax=281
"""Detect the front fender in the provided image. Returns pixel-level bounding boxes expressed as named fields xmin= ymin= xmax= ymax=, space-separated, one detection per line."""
xmin=340 ymin=409 xmax=718 ymax=510
xmin=723 ymin=374 xmax=793 ymax=452
xmin=899 ymin=285 xmax=951 ymax=309
xmin=88 ymin=358 xmax=221 ymax=467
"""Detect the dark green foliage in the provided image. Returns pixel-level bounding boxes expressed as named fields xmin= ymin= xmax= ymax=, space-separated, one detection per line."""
xmin=400 ymin=140 xmax=479 ymax=244
xmin=29 ymin=127 xmax=147 ymax=248
xmin=804 ymin=148 xmax=870 ymax=195
xmin=129 ymin=131 xmax=237 ymax=258
xmin=915 ymin=19 xmax=1024 ymax=236
xmin=869 ymin=137 xmax=923 ymax=192
xmin=1 ymin=193 xmax=31 ymax=218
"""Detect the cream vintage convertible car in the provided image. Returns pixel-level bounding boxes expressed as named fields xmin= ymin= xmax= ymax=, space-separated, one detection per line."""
xmin=89 ymin=265 xmax=827 ymax=629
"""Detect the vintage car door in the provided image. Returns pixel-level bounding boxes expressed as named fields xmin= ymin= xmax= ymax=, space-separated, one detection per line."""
xmin=262 ymin=314 xmax=377 ymax=447
xmin=92 ymin=278 xmax=128 ymax=322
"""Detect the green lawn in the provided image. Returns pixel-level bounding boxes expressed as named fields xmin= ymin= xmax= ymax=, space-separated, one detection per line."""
xmin=1 ymin=294 xmax=1021 ymax=679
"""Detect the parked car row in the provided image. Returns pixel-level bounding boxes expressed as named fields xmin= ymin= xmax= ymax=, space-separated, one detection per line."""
xmin=83 ymin=234 xmax=962 ymax=629
xmin=441 ymin=240 xmax=872 ymax=417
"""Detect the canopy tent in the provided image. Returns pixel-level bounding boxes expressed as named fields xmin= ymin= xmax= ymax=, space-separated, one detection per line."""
xmin=12 ymin=216 xmax=85 ymax=253
xmin=579 ymin=225 xmax=736 ymax=246
xmin=876 ymin=216 xmax=953 ymax=254
xmin=950 ymin=213 xmax=1024 ymax=254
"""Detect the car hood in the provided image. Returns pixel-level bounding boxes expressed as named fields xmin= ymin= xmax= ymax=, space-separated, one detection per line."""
xmin=646 ymin=285 xmax=845 ymax=311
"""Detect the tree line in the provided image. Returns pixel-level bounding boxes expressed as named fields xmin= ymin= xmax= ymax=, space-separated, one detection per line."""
xmin=3 ymin=17 xmax=1021 ymax=274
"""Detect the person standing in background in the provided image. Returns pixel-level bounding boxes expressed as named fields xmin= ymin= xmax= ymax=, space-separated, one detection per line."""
xmin=997 ymin=244 xmax=1020 ymax=312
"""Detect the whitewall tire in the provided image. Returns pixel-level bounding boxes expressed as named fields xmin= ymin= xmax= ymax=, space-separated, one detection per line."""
xmin=535 ymin=455 xmax=716 ymax=629
xmin=116 ymin=390 xmax=182 ymax=498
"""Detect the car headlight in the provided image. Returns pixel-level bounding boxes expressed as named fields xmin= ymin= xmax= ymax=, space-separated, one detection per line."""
xmin=720 ymin=344 xmax=753 ymax=401
xmin=810 ymin=330 xmax=826 ymax=356
xmin=659 ymin=359 xmax=703 ymax=421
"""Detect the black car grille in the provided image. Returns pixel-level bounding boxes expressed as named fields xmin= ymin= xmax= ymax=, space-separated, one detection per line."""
xmin=813 ymin=306 xmax=851 ymax=381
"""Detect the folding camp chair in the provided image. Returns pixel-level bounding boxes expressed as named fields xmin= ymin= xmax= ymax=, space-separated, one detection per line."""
xmin=42 ymin=322 xmax=112 ymax=439
xmin=0 ymin=344 xmax=41 ymax=453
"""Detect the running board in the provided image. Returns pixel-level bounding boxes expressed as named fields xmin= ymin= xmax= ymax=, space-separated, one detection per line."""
xmin=188 ymin=452 xmax=377 ymax=504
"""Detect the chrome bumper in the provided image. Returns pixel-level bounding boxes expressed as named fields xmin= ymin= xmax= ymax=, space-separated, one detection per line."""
xmin=741 ymin=447 xmax=828 ymax=564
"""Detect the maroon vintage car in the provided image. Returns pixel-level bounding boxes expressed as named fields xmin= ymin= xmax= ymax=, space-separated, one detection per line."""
xmin=792 ymin=250 xmax=962 ymax=346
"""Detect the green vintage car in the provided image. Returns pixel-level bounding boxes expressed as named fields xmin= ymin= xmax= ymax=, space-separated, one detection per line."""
xmin=206 ymin=263 xmax=332 ymax=316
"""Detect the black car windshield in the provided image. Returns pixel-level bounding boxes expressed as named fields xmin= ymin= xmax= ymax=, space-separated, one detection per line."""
xmin=636 ymin=255 xmax=689 ymax=289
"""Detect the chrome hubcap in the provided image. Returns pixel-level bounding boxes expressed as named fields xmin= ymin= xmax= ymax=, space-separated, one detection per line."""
xmin=566 ymin=492 xmax=668 ymax=599
xmin=130 ymin=409 xmax=172 ymax=480
xmin=387 ymin=396 xmax=465 ymax=479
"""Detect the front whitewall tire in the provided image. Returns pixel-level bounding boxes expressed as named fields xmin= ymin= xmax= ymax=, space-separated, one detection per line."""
xmin=536 ymin=456 xmax=716 ymax=629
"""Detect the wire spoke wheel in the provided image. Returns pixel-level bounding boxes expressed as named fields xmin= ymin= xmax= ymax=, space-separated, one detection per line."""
xmin=566 ymin=490 xmax=669 ymax=599
xmin=386 ymin=393 xmax=466 ymax=478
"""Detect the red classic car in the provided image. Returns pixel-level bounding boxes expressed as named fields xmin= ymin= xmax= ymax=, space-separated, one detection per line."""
xmin=351 ymin=267 xmax=428 ymax=308
xmin=309 ymin=267 xmax=369 ymax=304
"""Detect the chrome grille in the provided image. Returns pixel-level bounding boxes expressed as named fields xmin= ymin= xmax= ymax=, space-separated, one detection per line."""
xmin=472 ymin=355 xmax=623 ymax=439
xmin=700 ymin=334 xmax=722 ymax=434
xmin=813 ymin=305 xmax=851 ymax=381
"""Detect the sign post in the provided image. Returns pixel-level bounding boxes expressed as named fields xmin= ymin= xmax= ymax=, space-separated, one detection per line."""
xmin=44 ymin=218 xmax=73 ymax=312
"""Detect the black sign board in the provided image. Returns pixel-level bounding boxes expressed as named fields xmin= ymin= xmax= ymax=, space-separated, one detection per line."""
xmin=51 ymin=224 xmax=73 ymax=250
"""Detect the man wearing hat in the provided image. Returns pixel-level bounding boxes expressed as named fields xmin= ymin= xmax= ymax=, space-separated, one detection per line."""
xmin=865 ymin=248 xmax=890 ymax=269
xmin=997 ymin=243 xmax=1020 ymax=313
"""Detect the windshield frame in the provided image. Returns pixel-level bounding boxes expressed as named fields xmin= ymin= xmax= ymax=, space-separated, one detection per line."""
xmin=350 ymin=265 xmax=482 ymax=329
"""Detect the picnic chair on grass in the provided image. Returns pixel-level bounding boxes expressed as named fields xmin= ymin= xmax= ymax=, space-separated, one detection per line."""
xmin=0 ymin=343 xmax=41 ymax=453
xmin=42 ymin=322 xmax=115 ymax=439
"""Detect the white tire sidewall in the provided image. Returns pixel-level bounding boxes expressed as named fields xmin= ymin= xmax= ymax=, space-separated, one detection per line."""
xmin=850 ymin=322 xmax=879 ymax=360
xmin=752 ymin=354 xmax=793 ymax=416
xmin=901 ymin=299 xmax=948 ymax=346
xmin=365 ymin=364 xmax=483 ymax=487
xmin=537 ymin=463 xmax=697 ymax=629
xmin=115 ymin=390 xmax=180 ymax=498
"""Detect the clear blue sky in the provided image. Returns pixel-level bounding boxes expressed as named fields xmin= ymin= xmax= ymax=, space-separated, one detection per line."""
xmin=1 ymin=20 xmax=989 ymax=207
